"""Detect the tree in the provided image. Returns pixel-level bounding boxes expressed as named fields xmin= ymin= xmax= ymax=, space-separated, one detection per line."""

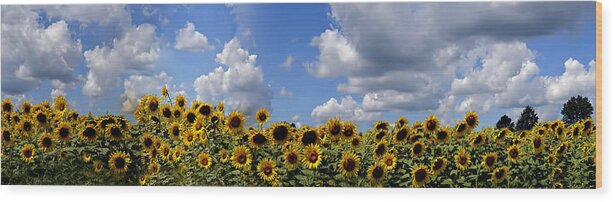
xmin=561 ymin=95 xmax=594 ymax=125
xmin=496 ymin=115 xmax=515 ymax=131
xmin=515 ymin=106 xmax=539 ymax=131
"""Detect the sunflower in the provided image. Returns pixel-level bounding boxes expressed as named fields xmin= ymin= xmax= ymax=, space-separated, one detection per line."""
xmin=159 ymin=143 xmax=171 ymax=161
xmin=254 ymin=108 xmax=270 ymax=125
xmin=79 ymin=124 xmax=98 ymax=141
xmin=171 ymin=146 xmax=183 ymax=162
xmin=411 ymin=141 xmax=426 ymax=158
xmin=373 ymin=121 xmax=390 ymax=131
xmin=182 ymin=128 xmax=197 ymax=147
xmin=249 ymin=131 xmax=268 ymax=147
xmin=226 ymin=111 xmax=245 ymax=133
xmin=20 ymin=143 xmax=36 ymax=162
xmin=141 ymin=133 xmax=155 ymax=151
xmin=411 ymin=121 xmax=423 ymax=131
xmin=168 ymin=122 xmax=182 ymax=141
xmin=93 ymin=160 xmax=103 ymax=173
xmin=435 ymin=127 xmax=450 ymax=144
xmin=197 ymin=153 xmax=213 ymax=169
xmin=326 ymin=118 xmax=343 ymax=139
xmin=55 ymin=122 xmax=72 ymax=142
xmin=454 ymin=121 xmax=468 ymax=138
xmin=283 ymin=147 xmax=301 ymax=169
xmin=216 ymin=102 xmax=225 ymax=112
xmin=495 ymin=128 xmax=510 ymax=142
xmin=480 ymin=152 xmax=497 ymax=171
xmin=491 ymin=166 xmax=509 ymax=184
xmin=350 ymin=136 xmax=362 ymax=149
xmin=108 ymin=151 xmax=131 ymax=174
xmin=431 ymin=156 xmax=448 ymax=176
xmin=145 ymin=95 xmax=160 ymax=114
xmin=2 ymin=129 xmax=14 ymax=146
xmin=555 ymin=126 xmax=565 ymax=139
xmin=219 ymin=149 xmax=230 ymax=163
xmin=462 ymin=111 xmax=478 ymax=129
xmin=555 ymin=141 xmax=570 ymax=156
xmin=367 ymin=163 xmax=387 ymax=184
xmin=257 ymin=158 xmax=278 ymax=182
xmin=2 ymin=98 xmax=13 ymax=113
xmin=424 ymin=115 xmax=440 ymax=134
xmin=396 ymin=116 xmax=409 ymax=128
xmin=374 ymin=140 xmax=388 ymax=158
xmin=53 ymin=95 xmax=68 ymax=112
xmin=470 ymin=132 xmax=485 ymax=148
xmin=547 ymin=153 xmax=557 ymax=166
xmin=138 ymin=174 xmax=148 ymax=186
xmin=21 ymin=101 xmax=32 ymax=114
xmin=175 ymin=94 xmax=187 ymax=109
xmin=531 ymin=134 xmax=546 ymax=154
xmin=302 ymin=144 xmax=322 ymax=169
xmin=297 ymin=126 xmax=320 ymax=146
xmin=106 ymin=124 xmax=124 ymax=141
xmin=374 ymin=129 xmax=388 ymax=142
xmin=409 ymin=132 xmax=422 ymax=143
xmin=381 ymin=152 xmax=397 ymax=170
xmin=82 ymin=151 xmax=92 ymax=163
xmin=339 ymin=152 xmax=360 ymax=177
xmin=454 ymin=149 xmax=471 ymax=171
xmin=394 ymin=125 xmax=410 ymax=144
xmin=34 ymin=110 xmax=49 ymax=127
xmin=197 ymin=102 xmax=214 ymax=119
xmin=411 ymin=164 xmax=431 ymax=187
xmin=231 ymin=145 xmax=252 ymax=170
xmin=209 ymin=111 xmax=224 ymax=130
xmin=160 ymin=104 xmax=172 ymax=119
xmin=38 ymin=133 xmax=55 ymax=152
xmin=582 ymin=118 xmax=593 ymax=136
xmin=551 ymin=167 xmax=563 ymax=179
xmin=172 ymin=106 xmax=183 ymax=120
xmin=342 ymin=122 xmax=357 ymax=139
xmin=507 ymin=144 xmax=522 ymax=163
xmin=149 ymin=160 xmax=161 ymax=174
xmin=180 ymin=109 xmax=196 ymax=125
xmin=196 ymin=129 xmax=208 ymax=143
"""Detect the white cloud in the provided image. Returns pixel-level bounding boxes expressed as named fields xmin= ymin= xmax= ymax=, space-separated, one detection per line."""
xmin=280 ymin=55 xmax=295 ymax=69
xmin=1 ymin=6 xmax=82 ymax=95
xmin=120 ymin=72 xmax=173 ymax=113
xmin=279 ymin=87 xmax=293 ymax=97
xmin=82 ymin=23 xmax=160 ymax=98
xmin=311 ymin=96 xmax=380 ymax=124
xmin=41 ymin=5 xmax=132 ymax=27
xmin=193 ymin=38 xmax=272 ymax=115
xmin=544 ymin=58 xmax=596 ymax=101
xmin=291 ymin=115 xmax=301 ymax=122
xmin=306 ymin=29 xmax=364 ymax=77
xmin=174 ymin=22 xmax=213 ymax=52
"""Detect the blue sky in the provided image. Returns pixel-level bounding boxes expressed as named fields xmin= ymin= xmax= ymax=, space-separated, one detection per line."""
xmin=1 ymin=3 xmax=597 ymax=130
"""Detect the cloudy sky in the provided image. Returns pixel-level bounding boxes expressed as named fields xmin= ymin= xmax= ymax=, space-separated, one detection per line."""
xmin=1 ymin=3 xmax=597 ymax=130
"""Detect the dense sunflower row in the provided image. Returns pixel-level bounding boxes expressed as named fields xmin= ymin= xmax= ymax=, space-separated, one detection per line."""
xmin=0 ymin=88 xmax=596 ymax=188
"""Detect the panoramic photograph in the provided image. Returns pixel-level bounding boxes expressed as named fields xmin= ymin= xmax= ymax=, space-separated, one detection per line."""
xmin=0 ymin=2 xmax=599 ymax=188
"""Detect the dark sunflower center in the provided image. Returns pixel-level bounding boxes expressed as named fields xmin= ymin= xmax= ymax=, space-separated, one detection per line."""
xmin=330 ymin=125 xmax=341 ymax=135
xmin=263 ymin=165 xmax=273 ymax=175
xmin=385 ymin=158 xmax=393 ymax=166
xmin=148 ymin=100 xmax=159 ymax=112
xmin=114 ymin=157 xmax=126 ymax=169
xmin=557 ymin=127 xmax=563 ymax=135
xmin=343 ymin=158 xmax=356 ymax=171
xmin=538 ymin=129 xmax=545 ymax=135
xmin=398 ymin=120 xmax=406 ymax=126
xmin=495 ymin=169 xmax=505 ymax=179
xmin=509 ymin=149 xmax=519 ymax=158
xmin=162 ymin=108 xmax=172 ymax=118
xmin=199 ymin=106 xmax=211 ymax=116
xmin=372 ymin=166 xmax=384 ymax=179
xmin=200 ymin=158 xmax=209 ymax=166
xmin=150 ymin=116 xmax=159 ymax=123
xmin=486 ymin=156 xmax=495 ymax=166
xmin=413 ymin=144 xmax=423 ymax=155
xmin=163 ymin=148 xmax=170 ymax=156
xmin=59 ymin=128 xmax=70 ymax=139
xmin=2 ymin=103 xmax=11 ymax=112
xmin=172 ymin=127 xmax=180 ymax=137
xmin=473 ymin=136 xmax=482 ymax=145
xmin=84 ymin=127 xmax=96 ymax=138
xmin=3 ymin=131 xmax=11 ymax=141
xmin=173 ymin=110 xmax=181 ymax=118
xmin=351 ymin=138 xmax=360 ymax=146
xmin=376 ymin=123 xmax=388 ymax=130
xmin=584 ymin=121 xmax=592 ymax=129
xmin=426 ymin=120 xmax=436 ymax=131
xmin=178 ymin=100 xmax=185 ymax=108
xmin=343 ymin=127 xmax=353 ymax=137
xmin=211 ymin=116 xmax=220 ymax=124
xmin=24 ymin=149 xmax=32 ymax=158
xmin=230 ymin=117 xmax=241 ymax=128
xmin=557 ymin=145 xmax=566 ymax=154
xmin=144 ymin=138 xmax=153 ymax=147
xmin=24 ymin=105 xmax=31 ymax=113
xmin=237 ymin=154 xmax=247 ymax=164
xmin=36 ymin=113 xmax=47 ymax=124
xmin=457 ymin=123 xmax=466 ymax=132
xmin=410 ymin=135 xmax=421 ymax=143
xmin=111 ymin=127 xmax=122 ymax=138
xmin=436 ymin=131 xmax=447 ymax=140
xmin=42 ymin=137 xmax=52 ymax=147
xmin=375 ymin=131 xmax=385 ymax=140
xmin=308 ymin=151 xmax=318 ymax=162
xmin=13 ymin=115 xmax=20 ymax=123
xmin=415 ymin=169 xmax=427 ymax=182
xmin=258 ymin=113 xmax=267 ymax=122
xmin=375 ymin=144 xmax=385 ymax=156
xmin=396 ymin=129 xmax=408 ymax=141
xmin=23 ymin=121 xmax=32 ymax=131
xmin=182 ymin=113 xmax=194 ymax=124
xmin=301 ymin=131 xmax=317 ymax=145
xmin=533 ymin=138 xmax=542 ymax=149
xmin=253 ymin=133 xmax=267 ymax=145
xmin=287 ymin=153 xmax=298 ymax=164
xmin=573 ymin=128 xmax=579 ymax=136
xmin=434 ymin=159 xmax=444 ymax=170
xmin=554 ymin=169 xmax=562 ymax=177
xmin=459 ymin=156 xmax=467 ymax=165
xmin=466 ymin=116 xmax=476 ymax=127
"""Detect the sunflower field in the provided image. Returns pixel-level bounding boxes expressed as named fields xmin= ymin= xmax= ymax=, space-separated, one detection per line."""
xmin=0 ymin=87 xmax=597 ymax=188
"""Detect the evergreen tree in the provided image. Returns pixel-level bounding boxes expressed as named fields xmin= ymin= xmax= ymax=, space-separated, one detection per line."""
xmin=561 ymin=95 xmax=594 ymax=125
xmin=515 ymin=106 xmax=539 ymax=131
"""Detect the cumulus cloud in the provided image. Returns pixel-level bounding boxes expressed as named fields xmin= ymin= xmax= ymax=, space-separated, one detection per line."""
xmin=544 ymin=59 xmax=596 ymax=101
xmin=193 ymin=38 xmax=272 ymax=115
xmin=40 ymin=5 xmax=132 ymax=27
xmin=1 ymin=6 xmax=82 ymax=95
xmin=82 ymin=24 xmax=160 ymax=98
xmin=174 ymin=22 xmax=214 ymax=52
xmin=280 ymin=55 xmax=295 ymax=69
xmin=120 ymin=72 xmax=173 ymax=113
xmin=279 ymin=87 xmax=293 ymax=97
xmin=311 ymin=96 xmax=380 ymax=124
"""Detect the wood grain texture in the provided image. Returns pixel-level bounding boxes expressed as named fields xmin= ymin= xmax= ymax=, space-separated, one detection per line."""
xmin=595 ymin=1 xmax=602 ymax=189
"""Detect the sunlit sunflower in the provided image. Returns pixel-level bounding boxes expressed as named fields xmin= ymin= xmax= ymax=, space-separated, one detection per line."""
xmin=482 ymin=152 xmax=498 ymax=171
xmin=149 ymin=160 xmax=161 ymax=174
xmin=231 ymin=145 xmax=252 ymax=170
xmin=141 ymin=133 xmax=155 ymax=151
xmin=37 ymin=132 xmax=55 ymax=152
xmin=411 ymin=164 xmax=432 ymax=187
xmin=160 ymin=104 xmax=172 ymax=119
xmin=175 ymin=94 xmax=187 ymax=109
xmin=168 ymin=122 xmax=182 ymax=141
xmin=431 ymin=156 xmax=448 ymax=176
xmin=197 ymin=153 xmax=213 ymax=169
xmin=106 ymin=124 xmax=124 ymax=141
xmin=409 ymin=132 xmax=422 ymax=143
xmin=547 ymin=153 xmax=557 ymax=166
xmin=79 ymin=124 xmax=98 ymax=141
xmin=209 ymin=111 xmax=224 ymax=130
xmin=411 ymin=141 xmax=426 ymax=158
xmin=145 ymin=95 xmax=160 ymax=114
xmin=297 ymin=126 xmax=320 ymax=146
xmin=507 ymin=144 xmax=522 ymax=163
xmin=219 ymin=149 xmax=230 ymax=163
xmin=495 ymin=128 xmax=510 ymax=143
xmin=531 ymin=134 xmax=546 ymax=154
xmin=226 ymin=111 xmax=245 ymax=133
xmin=394 ymin=125 xmax=410 ymax=144
xmin=249 ymin=130 xmax=269 ymax=147
xmin=424 ymin=115 xmax=440 ymax=134
xmin=435 ymin=127 xmax=450 ymax=144
xmin=171 ymin=146 xmax=183 ymax=162
xmin=34 ymin=110 xmax=49 ymax=127
xmin=367 ymin=163 xmax=387 ymax=184
xmin=373 ymin=121 xmax=390 ymax=132
xmin=216 ymin=102 xmax=225 ymax=112
xmin=170 ymin=106 xmax=183 ymax=121
xmin=551 ymin=167 xmax=563 ymax=179
xmin=555 ymin=141 xmax=570 ymax=156
xmin=53 ymin=95 xmax=68 ymax=112
xmin=182 ymin=128 xmax=197 ymax=147
xmin=381 ymin=152 xmax=397 ymax=170
xmin=470 ymin=132 xmax=485 ymax=148
xmin=253 ymin=108 xmax=270 ymax=125
xmin=455 ymin=149 xmax=471 ymax=171
xmin=257 ymin=158 xmax=278 ymax=182
xmin=373 ymin=129 xmax=388 ymax=142
xmin=54 ymin=122 xmax=72 ymax=142
xmin=82 ymin=151 xmax=92 ymax=163
xmin=283 ymin=147 xmax=300 ymax=169
xmin=326 ymin=118 xmax=343 ymax=139
xmin=197 ymin=102 xmax=214 ymax=119
xmin=158 ymin=143 xmax=171 ymax=161
xmin=555 ymin=126 xmax=565 ymax=139
xmin=93 ymin=160 xmax=103 ymax=173
xmin=2 ymin=129 xmax=14 ymax=146
xmin=339 ymin=152 xmax=360 ymax=177
xmin=411 ymin=121 xmax=423 ymax=131
xmin=350 ymin=136 xmax=362 ymax=149
xmin=342 ymin=122 xmax=357 ymax=139
xmin=396 ymin=116 xmax=409 ymax=128
xmin=302 ymin=144 xmax=322 ymax=169
xmin=582 ymin=118 xmax=593 ymax=136
xmin=2 ymin=98 xmax=15 ymax=114
xmin=21 ymin=101 xmax=32 ymax=114
xmin=20 ymin=143 xmax=36 ymax=162
xmin=464 ymin=111 xmax=479 ymax=129
xmin=138 ymin=174 xmax=148 ymax=186
xmin=491 ymin=166 xmax=509 ymax=184
xmin=108 ymin=151 xmax=131 ymax=174
xmin=373 ymin=140 xmax=388 ymax=158
xmin=535 ymin=127 xmax=547 ymax=137
xmin=454 ymin=121 xmax=468 ymax=138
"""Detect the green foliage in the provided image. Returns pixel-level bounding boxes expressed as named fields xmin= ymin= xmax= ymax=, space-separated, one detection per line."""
xmin=561 ymin=95 xmax=594 ymax=126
